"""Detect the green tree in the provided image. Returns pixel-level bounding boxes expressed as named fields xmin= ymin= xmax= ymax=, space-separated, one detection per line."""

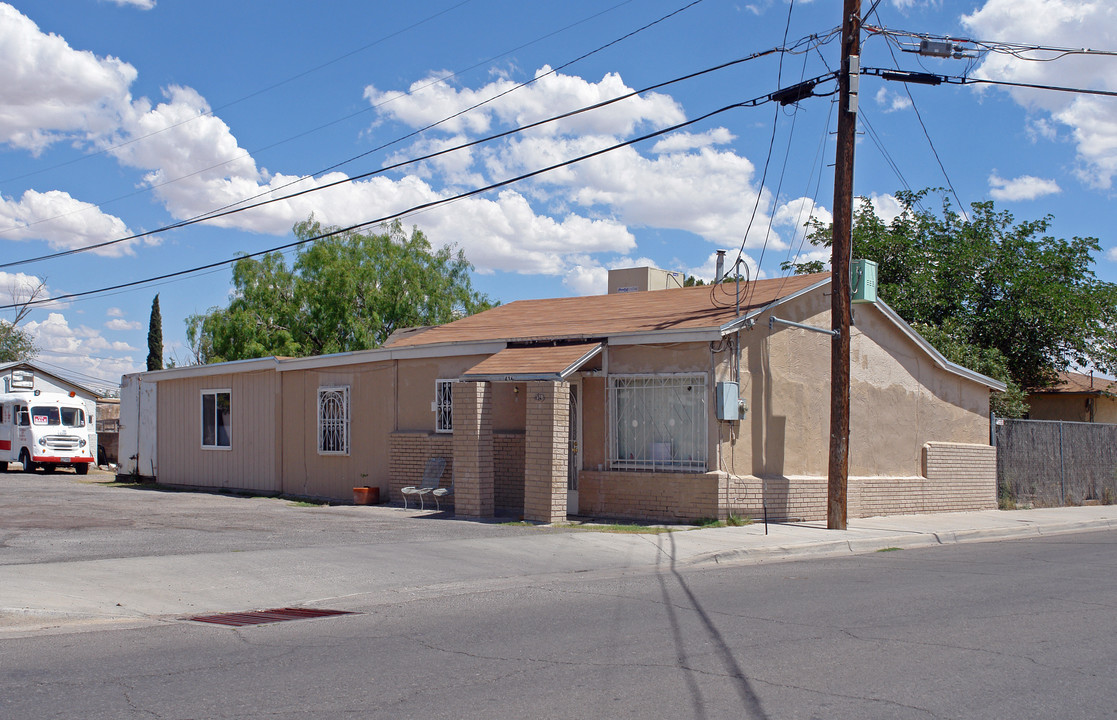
xmin=0 ymin=321 xmax=36 ymax=363
xmin=147 ymin=294 xmax=163 ymax=371
xmin=784 ymin=190 xmax=1117 ymax=412
xmin=0 ymin=277 xmax=43 ymax=363
xmin=187 ymin=218 xmax=495 ymax=363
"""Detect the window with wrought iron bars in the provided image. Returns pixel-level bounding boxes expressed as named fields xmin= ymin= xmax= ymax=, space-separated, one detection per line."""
xmin=607 ymin=374 xmax=707 ymax=471
xmin=317 ymin=386 xmax=350 ymax=455
xmin=435 ymin=379 xmax=456 ymax=433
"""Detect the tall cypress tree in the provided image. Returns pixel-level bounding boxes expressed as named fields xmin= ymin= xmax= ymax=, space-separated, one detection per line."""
xmin=147 ymin=294 xmax=163 ymax=371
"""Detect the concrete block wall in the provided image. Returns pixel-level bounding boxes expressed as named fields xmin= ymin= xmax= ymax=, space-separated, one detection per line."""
xmin=388 ymin=432 xmax=454 ymax=506
xmin=523 ymin=381 xmax=568 ymax=523
xmin=578 ymin=470 xmax=723 ymax=522
xmin=494 ymin=432 xmax=525 ymax=517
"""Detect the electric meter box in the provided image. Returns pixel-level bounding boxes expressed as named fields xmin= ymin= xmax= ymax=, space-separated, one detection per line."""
xmin=851 ymin=258 xmax=878 ymax=304
xmin=716 ymin=381 xmax=742 ymax=421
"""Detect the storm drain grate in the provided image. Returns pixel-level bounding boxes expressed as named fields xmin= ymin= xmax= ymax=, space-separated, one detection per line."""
xmin=186 ymin=607 xmax=356 ymax=627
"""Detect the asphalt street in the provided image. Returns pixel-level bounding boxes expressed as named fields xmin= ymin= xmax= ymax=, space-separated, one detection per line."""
xmin=3 ymin=471 xmax=1117 ymax=718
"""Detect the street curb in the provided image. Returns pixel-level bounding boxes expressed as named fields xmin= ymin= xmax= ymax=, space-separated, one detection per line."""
xmin=686 ymin=517 xmax=1117 ymax=566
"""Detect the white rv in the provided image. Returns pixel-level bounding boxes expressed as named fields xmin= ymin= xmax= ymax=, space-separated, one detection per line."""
xmin=0 ymin=391 xmax=97 ymax=473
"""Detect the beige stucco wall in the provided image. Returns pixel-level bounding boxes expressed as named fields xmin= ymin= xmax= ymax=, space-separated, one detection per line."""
xmin=155 ymin=369 xmax=280 ymax=493
xmin=728 ymin=291 xmax=991 ymax=479
xmin=1027 ymin=393 xmax=1117 ymax=424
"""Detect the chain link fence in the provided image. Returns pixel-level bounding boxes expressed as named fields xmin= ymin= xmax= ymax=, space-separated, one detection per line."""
xmin=995 ymin=418 xmax=1117 ymax=507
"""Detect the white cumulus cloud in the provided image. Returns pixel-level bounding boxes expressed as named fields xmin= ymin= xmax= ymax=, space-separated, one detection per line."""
xmin=105 ymin=318 xmax=142 ymax=331
xmin=0 ymin=2 xmax=136 ymax=153
xmin=962 ymin=0 xmax=1117 ymax=187
xmin=23 ymin=311 xmax=139 ymax=389
xmin=988 ymin=173 xmax=1061 ymax=201
xmin=0 ymin=189 xmax=135 ymax=255
xmin=874 ymin=87 xmax=912 ymax=113
xmin=108 ymin=0 xmax=156 ymax=9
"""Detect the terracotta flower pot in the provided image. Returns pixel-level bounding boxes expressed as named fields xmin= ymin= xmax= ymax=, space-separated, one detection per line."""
xmin=353 ymin=486 xmax=380 ymax=505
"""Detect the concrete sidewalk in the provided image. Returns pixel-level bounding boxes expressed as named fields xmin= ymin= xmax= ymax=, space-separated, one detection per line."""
xmin=3 ymin=502 xmax=1116 ymax=637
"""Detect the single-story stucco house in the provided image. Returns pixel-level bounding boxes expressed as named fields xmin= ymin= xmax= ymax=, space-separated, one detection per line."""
xmin=118 ymin=270 xmax=1004 ymax=523
xmin=1025 ymin=371 xmax=1117 ymax=424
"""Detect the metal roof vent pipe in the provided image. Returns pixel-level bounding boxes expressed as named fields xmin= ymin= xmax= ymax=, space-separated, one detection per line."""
xmin=715 ymin=249 xmax=727 ymax=283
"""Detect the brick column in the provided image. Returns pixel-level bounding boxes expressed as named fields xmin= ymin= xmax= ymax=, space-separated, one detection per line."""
xmin=453 ymin=381 xmax=494 ymax=518
xmin=524 ymin=380 xmax=569 ymax=523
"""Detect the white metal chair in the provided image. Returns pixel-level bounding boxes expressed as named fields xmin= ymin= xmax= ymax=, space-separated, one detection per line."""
xmin=401 ymin=457 xmax=447 ymax=510
xmin=431 ymin=482 xmax=453 ymax=511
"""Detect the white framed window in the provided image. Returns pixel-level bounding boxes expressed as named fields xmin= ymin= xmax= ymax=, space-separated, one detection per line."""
xmin=434 ymin=379 xmax=456 ymax=433
xmin=608 ymin=374 xmax=707 ymax=471
xmin=318 ymin=386 xmax=350 ymax=455
xmin=201 ymin=389 xmax=232 ymax=449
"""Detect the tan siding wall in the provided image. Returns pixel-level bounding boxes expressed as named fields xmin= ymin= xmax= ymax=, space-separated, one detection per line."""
xmin=279 ymin=362 xmax=396 ymax=500
xmin=156 ymin=370 xmax=279 ymax=493
xmin=394 ymin=355 xmax=492 ymax=432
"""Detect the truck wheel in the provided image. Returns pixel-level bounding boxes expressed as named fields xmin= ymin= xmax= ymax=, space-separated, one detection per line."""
xmin=19 ymin=449 xmax=36 ymax=473
xmin=76 ymin=463 xmax=90 ymax=475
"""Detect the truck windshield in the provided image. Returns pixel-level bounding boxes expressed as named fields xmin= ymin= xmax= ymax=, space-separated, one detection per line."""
xmin=31 ymin=407 xmax=60 ymax=426
xmin=61 ymin=407 xmax=85 ymax=427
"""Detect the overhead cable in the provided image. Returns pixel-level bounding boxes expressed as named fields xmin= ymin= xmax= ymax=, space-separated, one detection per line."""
xmin=0 ymin=72 xmax=840 ymax=311
xmin=0 ymin=41 xmax=833 ymax=270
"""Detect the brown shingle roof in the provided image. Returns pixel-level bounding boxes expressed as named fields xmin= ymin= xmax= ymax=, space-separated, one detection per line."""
xmin=461 ymin=342 xmax=602 ymax=380
xmin=385 ymin=272 xmax=829 ymax=348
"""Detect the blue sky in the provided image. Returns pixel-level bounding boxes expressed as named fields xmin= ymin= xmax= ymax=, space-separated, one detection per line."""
xmin=2 ymin=0 xmax=1115 ymax=392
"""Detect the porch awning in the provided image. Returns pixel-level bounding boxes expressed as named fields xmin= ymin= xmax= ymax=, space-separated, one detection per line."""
xmin=460 ymin=342 xmax=602 ymax=382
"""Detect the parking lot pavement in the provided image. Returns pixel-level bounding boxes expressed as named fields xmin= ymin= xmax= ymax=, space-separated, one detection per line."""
xmin=3 ymin=471 xmax=1116 ymax=637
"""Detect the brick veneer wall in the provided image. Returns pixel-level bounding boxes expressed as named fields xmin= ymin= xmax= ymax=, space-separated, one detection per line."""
xmin=912 ymin=441 xmax=996 ymax=512
xmin=494 ymin=432 xmax=525 ymax=517
xmin=722 ymin=442 xmax=997 ymax=522
xmin=579 ymin=442 xmax=996 ymax=523
xmin=523 ymin=381 xmax=568 ymax=523
xmin=578 ymin=470 xmax=725 ymax=522
xmin=453 ymin=382 xmax=494 ymax=518
xmin=388 ymin=432 xmax=454 ymax=506
xmin=725 ymin=475 xmax=829 ymax=522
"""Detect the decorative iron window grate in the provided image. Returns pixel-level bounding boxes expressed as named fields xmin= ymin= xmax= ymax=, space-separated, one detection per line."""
xmin=435 ymin=379 xmax=455 ymax=433
xmin=318 ymin=386 xmax=350 ymax=455
xmin=608 ymin=374 xmax=707 ymax=471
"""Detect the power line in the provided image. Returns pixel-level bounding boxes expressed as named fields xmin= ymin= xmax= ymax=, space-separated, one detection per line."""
xmin=0 ymin=40 xmax=826 ymax=271
xmin=862 ymin=67 xmax=1117 ymax=98
xmin=0 ymin=0 xmax=702 ymax=249
xmin=0 ymin=74 xmax=839 ymax=312
xmin=866 ymin=25 xmax=1117 ymax=62
xmin=869 ymin=6 xmax=965 ymax=213
xmin=0 ymin=0 xmax=480 ymax=186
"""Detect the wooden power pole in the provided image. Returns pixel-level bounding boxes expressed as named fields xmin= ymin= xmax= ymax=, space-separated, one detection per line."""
xmin=828 ymin=0 xmax=861 ymax=530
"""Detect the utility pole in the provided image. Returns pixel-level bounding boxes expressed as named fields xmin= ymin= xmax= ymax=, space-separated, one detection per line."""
xmin=828 ymin=0 xmax=860 ymax=530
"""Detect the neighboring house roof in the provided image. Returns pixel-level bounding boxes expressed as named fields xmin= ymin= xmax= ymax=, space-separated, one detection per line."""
xmin=0 ymin=360 xmax=104 ymax=398
xmin=1031 ymin=371 xmax=1117 ymax=396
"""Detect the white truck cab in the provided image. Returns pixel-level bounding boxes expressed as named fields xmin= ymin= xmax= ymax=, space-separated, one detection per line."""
xmin=0 ymin=391 xmax=97 ymax=474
